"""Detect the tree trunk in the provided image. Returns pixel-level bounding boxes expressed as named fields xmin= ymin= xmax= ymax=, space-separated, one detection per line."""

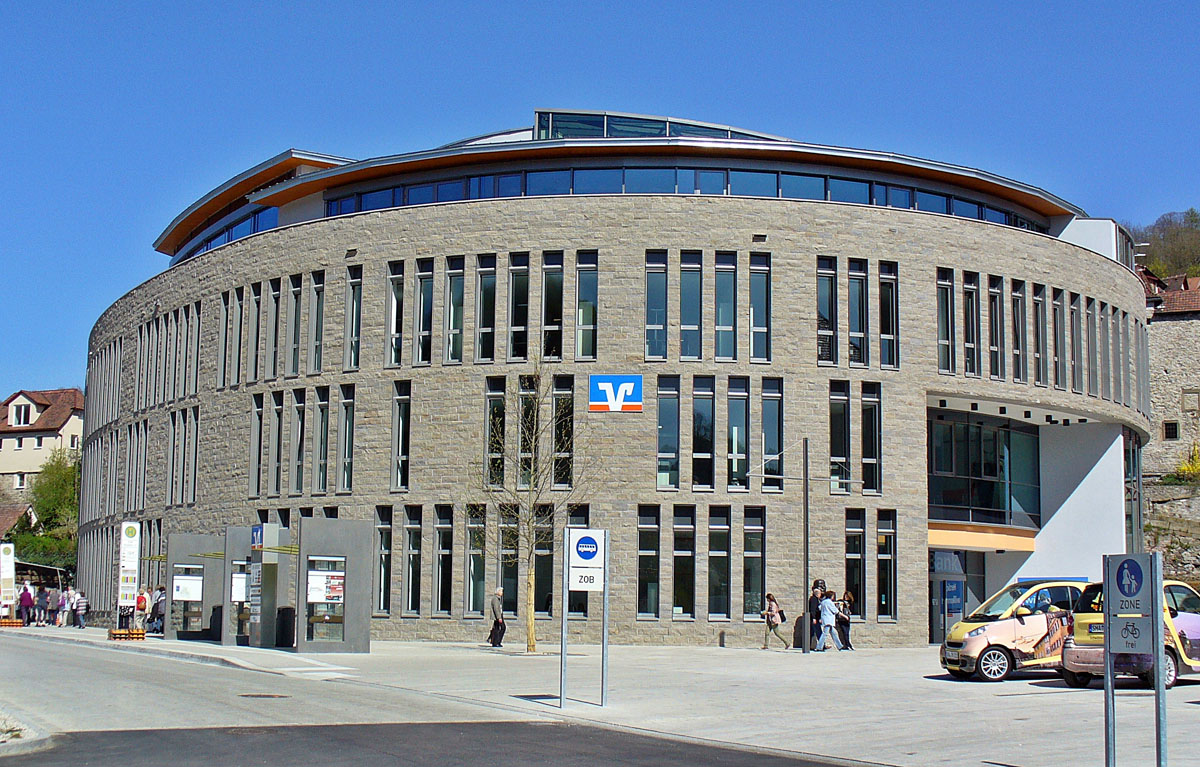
xmin=525 ymin=560 xmax=537 ymax=653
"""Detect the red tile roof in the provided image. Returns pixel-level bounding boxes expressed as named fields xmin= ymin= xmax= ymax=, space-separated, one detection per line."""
xmin=0 ymin=503 xmax=29 ymax=537
xmin=1157 ymin=289 xmax=1200 ymax=314
xmin=0 ymin=388 xmax=84 ymax=435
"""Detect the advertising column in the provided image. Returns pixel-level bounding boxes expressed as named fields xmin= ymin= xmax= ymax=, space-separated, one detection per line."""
xmin=118 ymin=522 xmax=141 ymax=628
xmin=0 ymin=542 xmax=15 ymax=619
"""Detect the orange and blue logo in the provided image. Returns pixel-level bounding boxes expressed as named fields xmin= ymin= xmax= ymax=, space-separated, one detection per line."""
xmin=588 ymin=375 xmax=643 ymax=412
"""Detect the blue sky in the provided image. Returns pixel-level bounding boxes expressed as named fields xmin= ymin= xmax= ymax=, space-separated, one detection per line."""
xmin=1 ymin=2 xmax=1197 ymax=397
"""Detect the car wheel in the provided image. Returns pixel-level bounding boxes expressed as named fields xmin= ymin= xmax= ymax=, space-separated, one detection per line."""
xmin=1141 ymin=650 xmax=1179 ymax=690
xmin=947 ymin=669 xmax=972 ymax=680
xmin=1062 ymin=669 xmax=1094 ymax=688
xmin=975 ymin=646 xmax=1013 ymax=682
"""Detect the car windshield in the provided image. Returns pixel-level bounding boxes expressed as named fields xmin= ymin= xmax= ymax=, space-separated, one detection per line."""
xmin=968 ymin=585 xmax=1026 ymax=620
xmin=1075 ymin=584 xmax=1103 ymax=613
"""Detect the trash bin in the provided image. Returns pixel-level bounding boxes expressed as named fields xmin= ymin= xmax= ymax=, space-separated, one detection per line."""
xmin=276 ymin=606 xmax=295 ymax=648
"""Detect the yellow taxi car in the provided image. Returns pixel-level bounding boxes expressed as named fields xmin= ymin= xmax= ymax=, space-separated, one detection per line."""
xmin=1060 ymin=579 xmax=1200 ymax=689
xmin=940 ymin=580 xmax=1083 ymax=682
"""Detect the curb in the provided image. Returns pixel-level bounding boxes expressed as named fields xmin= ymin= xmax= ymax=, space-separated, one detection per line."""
xmin=0 ymin=700 xmax=56 ymax=760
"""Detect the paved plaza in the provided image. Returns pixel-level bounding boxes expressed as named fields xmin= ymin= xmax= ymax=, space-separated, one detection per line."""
xmin=1 ymin=626 xmax=1196 ymax=766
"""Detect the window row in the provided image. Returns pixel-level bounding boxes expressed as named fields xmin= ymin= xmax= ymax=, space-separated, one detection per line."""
xmin=179 ymin=207 xmax=278 ymax=263
xmin=829 ymin=381 xmax=883 ymax=495
xmin=817 ymin=257 xmax=900 ymax=369
xmin=80 ymin=429 xmax=118 ymax=526
xmin=85 ymin=337 xmax=122 ymax=435
xmin=484 ymin=375 xmax=575 ymax=491
xmin=136 ymin=302 xmax=202 ymax=412
xmin=844 ymin=508 xmax=898 ymax=621
xmin=165 ymin=407 xmax=200 ymax=508
xmin=323 ymin=165 xmax=1048 ymax=234
xmin=935 ymin=269 xmax=1150 ymax=415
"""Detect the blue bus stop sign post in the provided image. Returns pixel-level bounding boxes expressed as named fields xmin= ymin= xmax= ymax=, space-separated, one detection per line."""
xmin=561 ymin=529 xmax=608 ymax=708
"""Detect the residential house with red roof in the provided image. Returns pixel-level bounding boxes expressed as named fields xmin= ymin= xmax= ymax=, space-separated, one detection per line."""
xmin=0 ymin=388 xmax=84 ymax=495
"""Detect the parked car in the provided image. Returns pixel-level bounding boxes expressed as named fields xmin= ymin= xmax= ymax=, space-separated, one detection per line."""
xmin=940 ymin=580 xmax=1083 ymax=682
xmin=1060 ymin=579 xmax=1200 ymax=689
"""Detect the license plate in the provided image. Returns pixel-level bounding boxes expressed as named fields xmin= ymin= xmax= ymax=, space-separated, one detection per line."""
xmin=944 ymin=649 xmax=960 ymax=661
xmin=1088 ymin=624 xmax=1104 ymax=634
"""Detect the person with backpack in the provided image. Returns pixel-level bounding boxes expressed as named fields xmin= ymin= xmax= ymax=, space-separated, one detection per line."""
xmin=761 ymin=592 xmax=791 ymax=649
xmin=149 ymin=585 xmax=166 ymax=634
xmin=74 ymin=591 xmax=90 ymax=629
xmin=134 ymin=588 xmax=149 ymax=630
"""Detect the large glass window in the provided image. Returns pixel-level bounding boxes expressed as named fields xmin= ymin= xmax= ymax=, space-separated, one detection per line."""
xmin=708 ymin=506 xmax=731 ymax=618
xmin=637 ymin=506 xmax=660 ymax=617
xmin=341 ymin=267 xmax=360 ymax=370
xmin=988 ymin=276 xmax=1005 ymax=380
xmin=392 ymin=381 xmax=410 ymax=491
xmin=1011 ymin=281 xmax=1027 ymax=383
xmin=829 ymin=178 xmax=870 ymax=204
xmin=879 ymin=262 xmax=899 ymax=368
xmin=553 ymin=375 xmax=574 ymax=488
xmin=1033 ymin=284 xmax=1047 ymax=386
xmin=692 ymin=376 xmax=715 ymax=489
xmin=743 ymin=507 xmax=765 ymax=619
xmin=231 ymin=287 xmax=244 ymax=385
xmin=403 ymin=506 xmax=421 ymax=615
xmin=762 ymin=379 xmax=783 ymax=491
xmin=848 ymin=259 xmax=868 ymax=366
xmin=781 ymin=173 xmax=824 ymax=199
xmin=963 ymin=272 xmax=980 ymax=377
xmin=657 ymin=376 xmax=680 ymax=489
xmin=434 ymin=506 xmax=453 ymax=615
xmin=572 ymin=168 xmax=622 ymax=194
xmin=818 ymin=257 xmax=838 ymax=364
xmin=526 ymin=170 xmax=571 ymax=196
xmin=845 ymin=509 xmax=864 ymax=618
xmin=625 ymin=167 xmax=676 ymax=194
xmin=750 ymin=253 xmax=772 ymax=361
xmin=415 ymin=259 xmax=434 ymax=365
xmin=445 ymin=257 xmax=465 ymax=363
xmin=486 ymin=377 xmax=505 ymax=487
xmin=534 ymin=505 xmax=554 ymax=616
xmin=728 ymin=170 xmax=777 ymax=197
xmin=862 ymin=382 xmax=881 ymax=494
xmin=575 ymin=251 xmax=598 ymax=360
xmin=466 ymin=505 xmax=486 ymax=615
xmin=509 ymin=254 xmax=529 ymax=361
xmin=936 ymin=268 xmax=955 ymax=373
xmin=877 ymin=511 xmax=896 ymax=620
xmin=337 ymin=384 xmax=354 ymax=491
xmin=645 ymin=250 xmax=668 ymax=360
xmin=387 ymin=262 xmax=404 ymax=366
xmin=680 ymin=251 xmax=702 ymax=360
xmin=1111 ymin=306 xmax=1122 ymax=404
xmin=673 ymin=506 xmax=695 ymax=618
xmin=727 ymin=378 xmax=750 ymax=490
xmin=542 ymin=252 xmax=564 ymax=360
xmin=475 ymin=256 xmax=495 ymax=362
xmin=830 ymin=381 xmax=851 ymax=493
xmin=715 ymin=251 xmax=737 ymax=360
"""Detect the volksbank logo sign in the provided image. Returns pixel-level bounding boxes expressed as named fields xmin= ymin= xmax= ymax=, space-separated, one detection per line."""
xmin=588 ymin=375 xmax=643 ymax=412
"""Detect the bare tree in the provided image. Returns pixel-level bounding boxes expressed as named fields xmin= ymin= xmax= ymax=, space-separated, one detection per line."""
xmin=467 ymin=352 xmax=599 ymax=652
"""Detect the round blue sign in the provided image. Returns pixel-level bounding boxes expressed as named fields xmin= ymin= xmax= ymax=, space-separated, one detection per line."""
xmin=1116 ymin=559 xmax=1143 ymax=599
xmin=576 ymin=536 xmax=599 ymax=560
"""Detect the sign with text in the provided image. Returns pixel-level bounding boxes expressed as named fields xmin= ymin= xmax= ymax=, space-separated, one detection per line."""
xmin=0 ymin=542 xmax=15 ymax=606
xmin=568 ymin=529 xmax=606 ymax=592
xmin=118 ymin=522 xmax=140 ymax=607
xmin=1105 ymin=554 xmax=1152 ymax=618
xmin=248 ymin=563 xmax=262 ymax=624
xmin=588 ymin=375 xmax=643 ymax=412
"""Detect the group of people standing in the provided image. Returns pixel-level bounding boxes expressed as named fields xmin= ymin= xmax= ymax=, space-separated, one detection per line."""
xmin=132 ymin=586 xmax=168 ymax=634
xmin=761 ymin=579 xmax=856 ymax=651
xmin=14 ymin=583 xmax=89 ymax=628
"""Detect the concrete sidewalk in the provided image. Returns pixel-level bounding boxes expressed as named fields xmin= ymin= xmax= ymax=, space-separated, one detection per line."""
xmin=4 ymin=626 xmax=1197 ymax=766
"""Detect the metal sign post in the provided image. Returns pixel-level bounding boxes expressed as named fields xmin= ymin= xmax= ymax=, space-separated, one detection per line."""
xmin=602 ymin=529 xmax=609 ymax=706
xmin=560 ymin=528 xmax=608 ymax=708
xmin=559 ymin=527 xmax=568 ymax=709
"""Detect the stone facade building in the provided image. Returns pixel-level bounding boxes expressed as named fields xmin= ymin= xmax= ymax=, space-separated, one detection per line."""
xmin=79 ymin=111 xmax=1151 ymax=646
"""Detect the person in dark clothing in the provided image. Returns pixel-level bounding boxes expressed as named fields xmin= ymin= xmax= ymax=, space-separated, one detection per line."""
xmin=807 ymin=583 xmax=824 ymax=651
xmin=488 ymin=587 xmax=506 ymax=648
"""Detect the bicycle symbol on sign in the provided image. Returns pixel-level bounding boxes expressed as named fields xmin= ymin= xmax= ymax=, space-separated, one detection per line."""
xmin=1120 ymin=621 xmax=1141 ymax=640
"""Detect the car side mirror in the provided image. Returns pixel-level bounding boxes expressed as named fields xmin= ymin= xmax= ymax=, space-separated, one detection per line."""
xmin=1169 ymin=607 xmax=1179 ymax=619
xmin=1015 ymin=606 xmax=1032 ymax=618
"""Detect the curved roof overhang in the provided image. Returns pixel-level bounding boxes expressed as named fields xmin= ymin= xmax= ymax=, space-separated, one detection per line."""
xmin=154 ymin=149 xmax=352 ymax=256
xmin=246 ymin=137 xmax=1087 ymax=220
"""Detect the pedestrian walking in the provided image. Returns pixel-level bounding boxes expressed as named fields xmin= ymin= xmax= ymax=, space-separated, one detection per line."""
xmin=807 ymin=582 xmax=825 ymax=651
xmin=488 ymin=587 xmax=506 ymax=648
xmin=150 ymin=585 xmax=166 ymax=634
xmin=761 ymin=592 xmax=791 ymax=649
xmin=134 ymin=588 xmax=149 ymax=630
xmin=35 ymin=586 xmax=49 ymax=626
xmin=816 ymin=590 xmax=846 ymax=651
xmin=47 ymin=586 xmax=61 ymax=628
xmin=66 ymin=586 xmax=79 ymax=627
xmin=57 ymin=589 xmax=68 ymax=626
xmin=18 ymin=584 xmax=34 ymax=626
xmin=836 ymin=590 xmax=856 ymax=650
xmin=74 ymin=591 xmax=90 ymax=629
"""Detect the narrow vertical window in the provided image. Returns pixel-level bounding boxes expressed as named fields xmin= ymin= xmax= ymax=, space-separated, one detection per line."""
xmin=861 ymin=382 xmax=881 ymax=494
xmin=1121 ymin=311 xmax=1130 ymax=407
xmin=442 ymin=256 xmax=464 ymax=363
xmin=829 ymin=380 xmax=851 ymax=493
xmin=434 ymin=506 xmax=453 ymax=615
xmin=466 ymin=505 xmax=486 ymax=615
xmin=645 ymin=250 xmax=668 ymax=360
xmin=475 ymin=256 xmax=495 ymax=362
xmin=656 ymin=376 xmax=680 ymax=489
xmin=879 ymin=261 xmax=899 ymax=368
xmin=1086 ymin=299 xmax=1098 ymax=396
xmin=1033 ymin=284 xmax=1048 ymax=386
xmin=708 ymin=506 xmax=731 ymax=618
xmin=845 ymin=510 xmax=865 ymax=618
xmin=232 ymin=286 xmax=244 ymax=384
xmin=218 ymin=291 xmax=229 ymax=388
xmin=508 ymin=253 xmax=529 ymax=361
xmin=310 ymin=270 xmax=325 ymax=372
xmin=637 ymin=506 xmax=660 ymax=617
xmin=936 ymin=268 xmax=955 ymax=373
xmin=672 ymin=505 xmax=695 ymax=618
xmin=291 ymin=390 xmax=305 ymax=494
xmin=877 ymin=510 xmax=897 ymax=620
xmin=344 ymin=266 xmax=361 ymax=370
xmin=848 ymin=258 xmax=867 ymax=366
xmin=1111 ymin=306 xmax=1121 ymax=404
xmin=269 ymin=391 xmax=283 ymax=496
xmin=680 ymin=250 xmax=702 ymax=360
xmin=1011 ymin=281 xmax=1027 ymax=383
xmin=499 ymin=507 xmax=518 ymax=614
xmin=313 ymin=386 xmax=329 ymax=493
xmin=267 ymin=280 xmax=280 ymax=379
xmin=249 ymin=394 xmax=263 ymax=497
xmin=375 ymin=506 xmax=392 ymax=614
xmin=1070 ymin=293 xmax=1083 ymax=393
xmin=542 ymin=252 xmax=563 ymax=360
xmin=188 ymin=406 xmax=199 ymax=504
xmin=337 ymin=384 xmax=354 ymax=491
xmin=727 ymin=377 xmax=750 ymax=490
xmin=403 ymin=506 xmax=422 ymax=615
xmin=1100 ymin=302 xmax=1111 ymax=400
xmin=392 ymin=381 xmax=411 ymax=490
xmin=742 ymin=507 xmax=765 ymax=618
xmin=818 ymin=256 xmax=838 ymax=364
xmin=249 ymin=283 xmax=262 ymax=381
xmin=715 ymin=251 xmax=737 ymax=360
xmin=575 ymin=251 xmax=598 ymax=360
xmin=486 ymin=376 xmax=505 ymax=487
xmin=692 ymin=376 xmax=715 ymax=489
xmin=288 ymin=274 xmax=302 ymax=376
xmin=750 ymin=253 xmax=772 ymax=361
xmin=1052 ymin=289 xmax=1066 ymax=389
xmin=762 ymin=379 xmax=783 ymax=491
xmin=534 ymin=505 xmax=553 ymax=616
xmin=553 ymin=375 xmax=574 ymax=487
xmin=963 ymin=272 xmax=980 ymax=376
xmin=988 ymin=275 xmax=1005 ymax=380
xmin=387 ymin=261 xmax=405 ymax=366
xmin=518 ymin=376 xmax=537 ymax=489
xmin=415 ymin=259 xmax=434 ymax=365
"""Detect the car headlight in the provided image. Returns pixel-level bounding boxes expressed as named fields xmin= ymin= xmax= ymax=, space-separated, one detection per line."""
xmin=967 ymin=626 xmax=989 ymax=638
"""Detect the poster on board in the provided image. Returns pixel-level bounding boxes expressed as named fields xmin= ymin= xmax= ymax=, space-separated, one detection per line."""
xmin=118 ymin=522 xmax=140 ymax=607
xmin=173 ymin=575 xmax=203 ymax=602
xmin=306 ymin=572 xmax=345 ymax=604
xmin=0 ymin=542 xmax=15 ymax=606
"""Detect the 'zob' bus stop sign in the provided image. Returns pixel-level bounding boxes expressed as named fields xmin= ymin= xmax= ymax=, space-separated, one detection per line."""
xmin=568 ymin=529 xmax=606 ymax=591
